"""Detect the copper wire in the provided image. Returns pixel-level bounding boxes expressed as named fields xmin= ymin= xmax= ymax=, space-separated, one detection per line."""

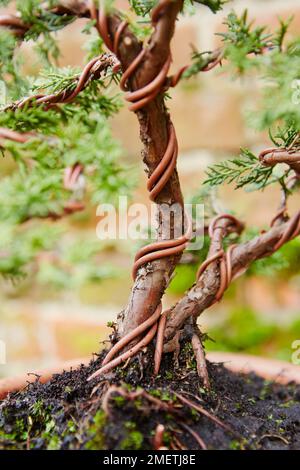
xmin=63 ymin=163 xmax=84 ymax=190
xmin=259 ymin=148 xmax=300 ymax=247
xmin=101 ymin=303 xmax=162 ymax=366
xmin=92 ymin=2 xmax=172 ymax=112
xmin=5 ymin=54 xmax=115 ymax=205
xmin=273 ymin=210 xmax=300 ymax=251
xmin=16 ymin=54 xmax=116 ymax=110
xmin=196 ymin=214 xmax=243 ymax=302
xmin=259 ymin=147 xmax=300 ymax=166
xmin=87 ymin=321 xmax=158 ymax=381
xmin=196 ymin=205 xmax=300 ymax=305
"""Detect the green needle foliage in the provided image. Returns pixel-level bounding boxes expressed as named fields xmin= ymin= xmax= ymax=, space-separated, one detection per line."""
xmin=221 ymin=10 xmax=272 ymax=52
xmin=0 ymin=2 xmax=135 ymax=285
xmin=16 ymin=0 xmax=75 ymax=63
xmin=193 ymin=0 xmax=228 ymax=14
xmin=203 ymin=10 xmax=300 ymax=195
xmin=128 ymin=0 xmax=227 ymax=25
xmin=204 ymin=148 xmax=275 ymax=191
xmin=130 ymin=0 xmax=156 ymax=17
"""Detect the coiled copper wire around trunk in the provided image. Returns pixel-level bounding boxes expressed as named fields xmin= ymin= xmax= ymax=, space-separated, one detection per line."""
xmin=91 ymin=2 xmax=193 ymax=279
xmin=90 ymin=2 xmax=172 ymax=112
xmin=87 ymin=2 xmax=194 ymax=379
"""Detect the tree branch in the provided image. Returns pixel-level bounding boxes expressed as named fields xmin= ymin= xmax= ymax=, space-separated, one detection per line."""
xmin=163 ymin=215 xmax=300 ymax=346
xmin=0 ymin=0 xmax=91 ymax=35
xmin=259 ymin=148 xmax=300 ymax=177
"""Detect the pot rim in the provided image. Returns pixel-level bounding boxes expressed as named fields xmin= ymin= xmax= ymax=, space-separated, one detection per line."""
xmin=0 ymin=352 xmax=299 ymax=400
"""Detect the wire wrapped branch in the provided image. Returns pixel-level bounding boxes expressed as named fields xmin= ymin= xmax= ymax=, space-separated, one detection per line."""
xmin=196 ymin=214 xmax=243 ymax=302
xmin=259 ymin=146 xmax=300 ymax=177
xmin=0 ymin=53 xmax=118 ymax=220
xmin=4 ymin=53 xmax=118 ymax=111
xmin=0 ymin=1 xmax=92 ymax=36
xmin=163 ymin=208 xmax=300 ymax=348
xmin=90 ymin=1 xmax=174 ymax=112
xmin=259 ymin=147 xmax=300 ymax=167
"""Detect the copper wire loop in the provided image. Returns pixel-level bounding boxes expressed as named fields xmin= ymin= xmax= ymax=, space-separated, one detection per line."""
xmin=91 ymin=2 xmax=172 ymax=112
xmin=273 ymin=210 xmax=300 ymax=251
xmin=196 ymin=209 xmax=300 ymax=304
xmin=196 ymin=214 xmax=243 ymax=302
xmin=63 ymin=163 xmax=84 ymax=190
xmin=271 ymin=207 xmax=288 ymax=227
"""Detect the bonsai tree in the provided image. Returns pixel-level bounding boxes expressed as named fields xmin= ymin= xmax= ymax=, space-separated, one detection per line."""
xmin=0 ymin=0 xmax=299 ymax=451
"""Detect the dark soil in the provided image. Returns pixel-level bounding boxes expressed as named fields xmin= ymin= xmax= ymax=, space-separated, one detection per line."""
xmin=1 ymin=344 xmax=300 ymax=450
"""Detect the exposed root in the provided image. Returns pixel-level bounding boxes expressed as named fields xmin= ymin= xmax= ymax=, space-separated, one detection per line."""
xmin=179 ymin=422 xmax=207 ymax=450
xmin=87 ymin=323 xmax=158 ymax=381
xmin=102 ymin=305 xmax=162 ymax=366
xmin=99 ymin=384 xmax=225 ymax=451
xmin=100 ymin=384 xmax=224 ymax=450
xmin=191 ymin=333 xmax=210 ymax=390
xmin=153 ymin=424 xmax=168 ymax=450
xmin=142 ymin=392 xmax=174 ymax=412
xmin=258 ymin=434 xmax=289 ymax=446
xmin=154 ymin=312 xmax=167 ymax=375
xmin=101 ymin=384 xmax=175 ymax=422
xmin=171 ymin=432 xmax=187 ymax=450
xmin=173 ymin=392 xmax=233 ymax=434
